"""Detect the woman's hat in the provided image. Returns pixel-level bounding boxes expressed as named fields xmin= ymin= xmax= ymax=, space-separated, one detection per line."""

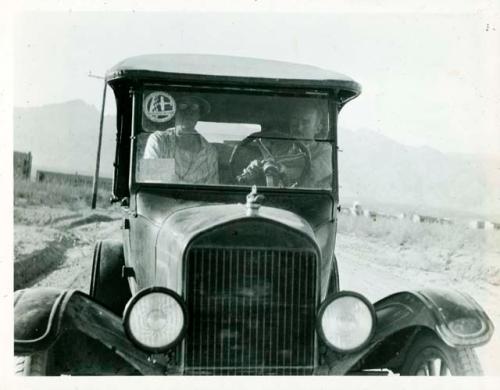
xmin=176 ymin=95 xmax=211 ymax=115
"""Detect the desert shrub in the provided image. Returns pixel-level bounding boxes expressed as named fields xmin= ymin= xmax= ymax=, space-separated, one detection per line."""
xmin=14 ymin=178 xmax=112 ymax=210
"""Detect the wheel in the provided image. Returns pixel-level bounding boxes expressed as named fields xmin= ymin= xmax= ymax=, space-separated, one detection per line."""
xmin=15 ymin=352 xmax=50 ymax=376
xmin=15 ymin=335 xmax=140 ymax=375
xmin=400 ymin=331 xmax=483 ymax=376
xmin=90 ymin=239 xmax=131 ymax=315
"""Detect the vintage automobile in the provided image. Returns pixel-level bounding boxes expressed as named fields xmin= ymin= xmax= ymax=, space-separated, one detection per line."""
xmin=14 ymin=54 xmax=494 ymax=375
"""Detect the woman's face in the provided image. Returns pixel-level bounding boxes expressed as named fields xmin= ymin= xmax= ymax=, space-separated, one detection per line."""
xmin=175 ymin=101 xmax=201 ymax=135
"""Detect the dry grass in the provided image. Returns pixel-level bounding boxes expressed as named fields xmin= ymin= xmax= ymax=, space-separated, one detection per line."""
xmin=337 ymin=213 xmax=500 ymax=285
xmin=14 ymin=178 xmax=112 ymax=210
xmin=338 ymin=214 xmax=471 ymax=250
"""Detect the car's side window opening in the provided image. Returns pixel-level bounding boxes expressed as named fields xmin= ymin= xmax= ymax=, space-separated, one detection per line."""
xmin=136 ymin=88 xmax=332 ymax=189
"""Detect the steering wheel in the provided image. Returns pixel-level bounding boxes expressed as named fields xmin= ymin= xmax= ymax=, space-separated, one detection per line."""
xmin=229 ymin=131 xmax=311 ymax=187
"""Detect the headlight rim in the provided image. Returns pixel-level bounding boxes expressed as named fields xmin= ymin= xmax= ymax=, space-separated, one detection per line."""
xmin=123 ymin=286 xmax=188 ymax=353
xmin=317 ymin=290 xmax=376 ymax=353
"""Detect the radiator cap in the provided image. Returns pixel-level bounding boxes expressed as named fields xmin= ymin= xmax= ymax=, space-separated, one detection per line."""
xmin=246 ymin=185 xmax=265 ymax=216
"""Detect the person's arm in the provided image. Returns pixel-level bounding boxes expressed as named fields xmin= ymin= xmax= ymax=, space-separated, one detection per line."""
xmin=206 ymin=166 xmax=219 ymax=184
xmin=143 ymin=132 xmax=163 ymax=159
xmin=311 ymin=143 xmax=332 ymax=187
xmin=206 ymin=146 xmax=220 ymax=184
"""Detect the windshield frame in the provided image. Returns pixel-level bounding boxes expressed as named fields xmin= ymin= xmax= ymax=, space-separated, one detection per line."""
xmin=129 ymin=82 xmax=340 ymax=196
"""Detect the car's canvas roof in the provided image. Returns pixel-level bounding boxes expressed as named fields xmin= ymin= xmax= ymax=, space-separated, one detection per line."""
xmin=106 ymin=54 xmax=361 ymax=99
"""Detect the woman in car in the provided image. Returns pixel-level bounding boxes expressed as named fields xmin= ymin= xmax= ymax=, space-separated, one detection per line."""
xmin=143 ymin=95 xmax=219 ymax=184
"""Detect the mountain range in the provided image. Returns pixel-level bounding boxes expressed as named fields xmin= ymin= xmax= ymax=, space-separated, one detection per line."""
xmin=14 ymin=100 xmax=116 ymax=178
xmin=337 ymin=128 xmax=499 ymax=220
xmin=14 ymin=100 xmax=499 ymax=220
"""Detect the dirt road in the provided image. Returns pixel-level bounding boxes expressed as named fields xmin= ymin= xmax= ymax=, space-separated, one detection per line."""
xmin=24 ymin=216 xmax=500 ymax=375
xmin=29 ymin=218 xmax=122 ymax=291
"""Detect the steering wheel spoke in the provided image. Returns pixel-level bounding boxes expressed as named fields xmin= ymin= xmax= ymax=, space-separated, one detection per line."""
xmin=229 ymin=131 xmax=311 ymax=187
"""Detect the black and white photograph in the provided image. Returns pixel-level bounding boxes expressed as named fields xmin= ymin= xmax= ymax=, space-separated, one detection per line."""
xmin=2 ymin=0 xmax=500 ymax=384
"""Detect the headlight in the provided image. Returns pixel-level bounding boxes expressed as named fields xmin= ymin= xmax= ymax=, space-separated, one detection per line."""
xmin=123 ymin=287 xmax=187 ymax=353
xmin=317 ymin=291 xmax=376 ymax=352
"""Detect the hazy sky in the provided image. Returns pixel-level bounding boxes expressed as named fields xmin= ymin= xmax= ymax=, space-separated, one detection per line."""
xmin=12 ymin=4 xmax=500 ymax=156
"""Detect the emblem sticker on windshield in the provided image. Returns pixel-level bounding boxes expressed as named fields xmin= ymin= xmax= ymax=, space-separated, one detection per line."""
xmin=143 ymin=91 xmax=176 ymax=123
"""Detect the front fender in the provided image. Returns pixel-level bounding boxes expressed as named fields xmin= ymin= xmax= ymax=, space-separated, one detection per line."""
xmin=14 ymin=287 xmax=166 ymax=375
xmin=321 ymin=288 xmax=493 ymax=374
xmin=375 ymin=288 xmax=493 ymax=348
xmin=14 ymin=288 xmax=67 ymax=354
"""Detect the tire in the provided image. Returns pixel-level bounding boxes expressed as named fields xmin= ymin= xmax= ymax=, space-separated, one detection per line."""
xmin=16 ymin=333 xmax=139 ymax=376
xmin=400 ymin=331 xmax=483 ymax=376
xmin=15 ymin=352 xmax=50 ymax=376
xmin=90 ymin=240 xmax=131 ymax=315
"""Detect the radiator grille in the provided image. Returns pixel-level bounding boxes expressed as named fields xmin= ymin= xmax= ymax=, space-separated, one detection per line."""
xmin=184 ymin=247 xmax=317 ymax=375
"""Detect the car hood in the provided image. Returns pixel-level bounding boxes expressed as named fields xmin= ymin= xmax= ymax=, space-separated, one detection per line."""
xmin=151 ymin=202 xmax=317 ymax=292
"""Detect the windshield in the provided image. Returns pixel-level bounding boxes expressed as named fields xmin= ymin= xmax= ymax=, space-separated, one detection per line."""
xmin=135 ymin=87 xmax=333 ymax=190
